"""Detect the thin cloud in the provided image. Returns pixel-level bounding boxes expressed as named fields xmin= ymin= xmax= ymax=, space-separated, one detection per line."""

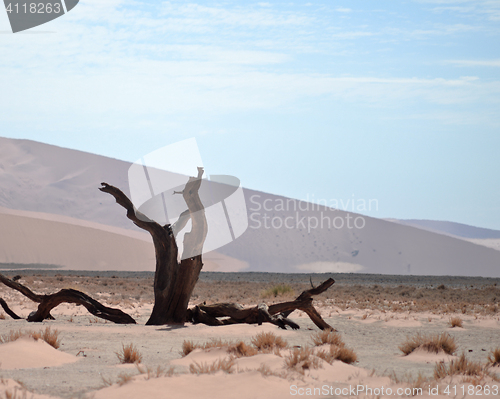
xmin=416 ymin=0 xmax=500 ymax=21
xmin=445 ymin=59 xmax=500 ymax=67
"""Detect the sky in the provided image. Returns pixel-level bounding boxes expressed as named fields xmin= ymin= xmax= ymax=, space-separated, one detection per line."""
xmin=0 ymin=0 xmax=499 ymax=229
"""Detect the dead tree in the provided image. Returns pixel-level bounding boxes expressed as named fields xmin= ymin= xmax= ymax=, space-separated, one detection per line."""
xmin=99 ymin=167 xmax=208 ymax=325
xmin=0 ymin=273 xmax=135 ymax=324
xmin=101 ymin=166 xmax=336 ymax=329
xmin=187 ymin=278 xmax=336 ymax=330
xmin=0 ymin=166 xmax=337 ymax=330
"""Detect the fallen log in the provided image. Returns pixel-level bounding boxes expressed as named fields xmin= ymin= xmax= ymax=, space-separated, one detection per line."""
xmin=187 ymin=278 xmax=335 ymax=330
xmin=0 ymin=273 xmax=136 ymax=324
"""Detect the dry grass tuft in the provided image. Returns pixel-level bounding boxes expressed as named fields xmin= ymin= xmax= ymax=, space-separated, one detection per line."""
xmin=257 ymin=364 xmax=288 ymax=379
xmin=40 ymin=327 xmax=61 ymax=349
xmin=2 ymin=387 xmax=30 ymax=399
xmin=227 ymin=341 xmax=258 ymax=358
xmin=116 ymin=343 xmax=142 ymax=364
xmin=311 ymin=330 xmax=344 ymax=347
xmin=181 ymin=340 xmax=197 ymax=357
xmin=399 ymin=332 xmax=457 ymax=356
xmin=388 ymin=371 xmax=429 ymax=395
xmin=310 ymin=330 xmax=356 ymax=364
xmin=434 ymin=353 xmax=485 ymax=380
xmin=136 ymin=364 xmax=175 ymax=379
xmin=181 ymin=338 xmax=253 ymax=357
xmin=284 ymin=347 xmax=322 ymax=374
xmin=251 ymin=332 xmax=288 ymax=352
xmin=261 ymin=284 xmax=294 ymax=298
xmin=195 ymin=338 xmax=227 ymax=351
xmin=0 ymin=327 xmax=60 ymax=349
xmin=487 ymin=347 xmax=500 ymax=367
xmin=189 ymin=358 xmax=235 ymax=374
xmin=116 ymin=373 xmax=134 ymax=386
xmin=316 ymin=345 xmax=357 ymax=365
xmin=182 ymin=333 xmax=287 ymax=361
xmin=449 ymin=316 xmax=463 ymax=328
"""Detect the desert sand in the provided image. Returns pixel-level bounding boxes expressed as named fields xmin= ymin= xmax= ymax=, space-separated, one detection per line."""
xmin=1 ymin=271 xmax=499 ymax=398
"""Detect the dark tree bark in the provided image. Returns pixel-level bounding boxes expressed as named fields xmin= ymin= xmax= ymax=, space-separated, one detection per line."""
xmin=187 ymin=278 xmax=336 ymax=331
xmin=0 ymin=297 xmax=21 ymax=319
xmin=0 ymin=273 xmax=135 ymax=323
xmin=99 ymin=167 xmax=208 ymax=325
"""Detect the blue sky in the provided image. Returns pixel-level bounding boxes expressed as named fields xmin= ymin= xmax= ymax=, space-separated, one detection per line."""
xmin=1 ymin=0 xmax=500 ymax=229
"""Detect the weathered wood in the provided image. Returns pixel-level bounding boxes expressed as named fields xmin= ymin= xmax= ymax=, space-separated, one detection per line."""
xmin=100 ymin=167 xmax=208 ymax=325
xmin=0 ymin=273 xmax=135 ymax=324
xmin=27 ymin=289 xmax=136 ymax=324
xmin=188 ymin=278 xmax=335 ymax=330
xmin=0 ymin=273 xmax=43 ymax=302
xmin=0 ymin=297 xmax=21 ymax=319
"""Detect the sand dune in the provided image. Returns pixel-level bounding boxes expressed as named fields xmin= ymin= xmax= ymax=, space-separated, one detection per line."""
xmin=394 ymin=219 xmax=500 ymax=239
xmin=0 ymin=206 xmax=247 ymax=272
xmin=0 ymin=337 xmax=77 ymax=370
xmin=218 ymin=189 xmax=500 ymax=276
xmin=1 ymin=136 xmax=500 ymax=276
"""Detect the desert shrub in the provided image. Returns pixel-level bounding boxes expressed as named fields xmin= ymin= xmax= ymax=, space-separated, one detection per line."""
xmin=0 ymin=327 xmax=60 ymax=349
xmin=251 ymin=332 xmax=288 ymax=352
xmin=261 ymin=284 xmax=294 ymax=298
xmin=284 ymin=347 xmax=322 ymax=374
xmin=487 ymin=347 xmax=500 ymax=367
xmin=434 ymin=353 xmax=483 ymax=380
xmin=316 ymin=345 xmax=357 ymax=365
xmin=0 ymin=312 xmax=5 ymax=320
xmin=189 ymin=358 xmax=234 ymax=374
xmin=449 ymin=316 xmax=463 ymax=328
xmin=311 ymin=330 xmax=344 ymax=347
xmin=116 ymin=343 xmax=142 ymax=364
xmin=399 ymin=332 xmax=456 ymax=356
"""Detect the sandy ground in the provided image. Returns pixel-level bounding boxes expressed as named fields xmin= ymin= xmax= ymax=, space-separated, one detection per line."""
xmin=1 ymin=272 xmax=500 ymax=398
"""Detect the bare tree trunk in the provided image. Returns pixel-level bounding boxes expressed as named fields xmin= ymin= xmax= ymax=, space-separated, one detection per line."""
xmin=99 ymin=167 xmax=207 ymax=325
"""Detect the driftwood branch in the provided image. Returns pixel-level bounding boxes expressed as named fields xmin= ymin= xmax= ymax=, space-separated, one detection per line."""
xmin=0 ymin=297 xmax=21 ymax=319
xmin=0 ymin=273 xmax=136 ymax=324
xmin=187 ymin=278 xmax=335 ymax=331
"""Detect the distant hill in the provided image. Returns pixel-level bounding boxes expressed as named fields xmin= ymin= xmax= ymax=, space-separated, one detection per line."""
xmin=0 ymin=136 xmax=499 ymax=277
